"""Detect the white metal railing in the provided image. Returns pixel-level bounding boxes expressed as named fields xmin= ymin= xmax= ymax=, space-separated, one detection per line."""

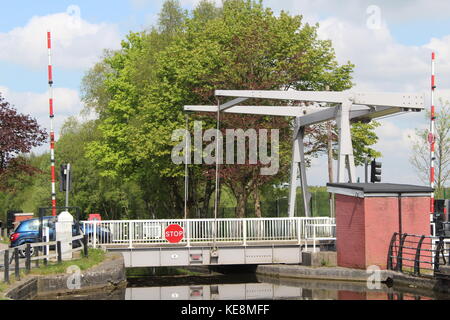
xmin=304 ymin=223 xmax=337 ymax=252
xmin=81 ymin=217 xmax=336 ymax=249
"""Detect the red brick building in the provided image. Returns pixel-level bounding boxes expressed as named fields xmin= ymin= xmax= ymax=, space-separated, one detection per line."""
xmin=327 ymin=183 xmax=433 ymax=270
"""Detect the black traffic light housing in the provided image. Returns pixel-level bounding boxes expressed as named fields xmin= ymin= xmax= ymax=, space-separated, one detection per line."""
xmin=370 ymin=159 xmax=382 ymax=183
xmin=59 ymin=164 xmax=72 ymax=192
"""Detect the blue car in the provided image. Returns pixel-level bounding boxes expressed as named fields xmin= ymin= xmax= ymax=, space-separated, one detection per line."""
xmin=9 ymin=216 xmax=111 ymax=257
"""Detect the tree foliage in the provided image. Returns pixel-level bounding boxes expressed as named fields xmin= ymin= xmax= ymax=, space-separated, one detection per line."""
xmin=0 ymin=94 xmax=47 ymax=191
xmin=2 ymin=0 xmax=382 ymax=220
xmin=410 ymin=99 xmax=450 ymax=197
xmin=81 ymin=0 xmax=382 ymax=218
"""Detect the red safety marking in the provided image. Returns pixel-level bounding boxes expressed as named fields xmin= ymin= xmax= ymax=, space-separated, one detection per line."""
xmin=47 ymin=31 xmax=56 ymax=216
xmin=47 ymin=32 xmax=52 ymax=49
xmin=48 ymin=65 xmax=53 ymax=82
xmin=49 ymin=98 xmax=53 ymax=115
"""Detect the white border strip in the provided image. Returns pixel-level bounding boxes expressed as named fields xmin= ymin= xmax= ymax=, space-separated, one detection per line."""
xmin=327 ymin=187 xmax=432 ymax=198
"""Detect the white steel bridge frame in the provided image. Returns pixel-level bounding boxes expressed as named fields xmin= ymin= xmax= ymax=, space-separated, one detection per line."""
xmin=184 ymin=90 xmax=425 ymax=217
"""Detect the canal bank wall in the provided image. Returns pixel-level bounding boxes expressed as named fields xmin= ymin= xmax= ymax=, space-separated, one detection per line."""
xmin=255 ymin=264 xmax=450 ymax=295
xmin=4 ymin=252 xmax=127 ymax=300
xmin=256 ymin=264 xmax=392 ymax=282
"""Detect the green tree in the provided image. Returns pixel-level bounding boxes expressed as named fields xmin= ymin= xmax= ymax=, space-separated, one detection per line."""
xmin=351 ymin=121 xmax=382 ymax=166
xmin=158 ymin=0 xmax=188 ymax=35
xmin=56 ymin=118 xmax=149 ymax=219
xmin=193 ymin=0 xmax=222 ymax=24
xmin=134 ymin=0 xmax=355 ymax=217
xmin=82 ymin=0 xmax=380 ymax=218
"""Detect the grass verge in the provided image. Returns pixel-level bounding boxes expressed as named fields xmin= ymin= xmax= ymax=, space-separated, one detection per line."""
xmin=0 ymin=282 xmax=9 ymax=300
xmin=29 ymin=248 xmax=106 ymax=275
xmin=0 ymin=248 xmax=106 ymax=299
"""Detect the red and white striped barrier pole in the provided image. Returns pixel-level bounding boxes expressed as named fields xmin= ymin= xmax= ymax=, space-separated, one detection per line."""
xmin=47 ymin=31 xmax=57 ymax=216
xmin=429 ymin=52 xmax=436 ymax=214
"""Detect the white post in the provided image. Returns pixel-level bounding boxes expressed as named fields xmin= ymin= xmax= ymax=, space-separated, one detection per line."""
xmin=93 ymin=222 xmax=97 ymax=249
xmin=128 ymin=221 xmax=133 ymax=249
xmin=55 ymin=211 xmax=73 ymax=260
xmin=298 ymin=127 xmax=312 ymax=217
xmin=336 ymin=100 xmax=357 ymax=183
xmin=305 ymin=223 xmax=308 ymax=252
xmin=288 ymin=122 xmax=311 ymax=217
xmin=288 ymin=128 xmax=300 ymax=218
xmin=297 ymin=218 xmax=301 ymax=245
xmin=243 ymin=220 xmax=247 ymax=246
xmin=313 ymin=226 xmax=317 ymax=253
xmin=186 ymin=221 xmax=191 ymax=247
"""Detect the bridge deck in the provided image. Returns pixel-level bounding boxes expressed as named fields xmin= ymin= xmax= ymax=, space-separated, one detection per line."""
xmin=81 ymin=217 xmax=336 ymax=267
xmin=102 ymin=239 xmax=334 ymax=249
xmin=104 ymin=240 xmax=335 ymax=268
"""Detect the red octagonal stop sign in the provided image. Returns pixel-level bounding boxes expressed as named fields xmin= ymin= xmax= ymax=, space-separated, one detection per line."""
xmin=165 ymin=224 xmax=184 ymax=243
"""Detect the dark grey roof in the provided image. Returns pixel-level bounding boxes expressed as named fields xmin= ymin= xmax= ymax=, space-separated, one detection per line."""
xmin=326 ymin=183 xmax=434 ymax=194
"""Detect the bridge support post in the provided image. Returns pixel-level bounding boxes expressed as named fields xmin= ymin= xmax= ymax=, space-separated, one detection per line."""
xmin=243 ymin=220 xmax=247 ymax=246
xmin=186 ymin=221 xmax=191 ymax=247
xmin=93 ymin=222 xmax=97 ymax=249
xmin=128 ymin=221 xmax=133 ymax=249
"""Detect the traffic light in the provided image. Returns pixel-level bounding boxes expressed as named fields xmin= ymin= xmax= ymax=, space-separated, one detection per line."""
xmin=370 ymin=159 xmax=382 ymax=183
xmin=59 ymin=164 xmax=72 ymax=192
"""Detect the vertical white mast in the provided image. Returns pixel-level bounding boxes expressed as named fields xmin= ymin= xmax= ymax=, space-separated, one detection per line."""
xmin=430 ymin=52 xmax=436 ymax=214
xmin=47 ymin=31 xmax=57 ymax=216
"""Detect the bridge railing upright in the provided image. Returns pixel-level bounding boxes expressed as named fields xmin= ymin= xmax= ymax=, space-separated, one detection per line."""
xmin=81 ymin=217 xmax=335 ymax=248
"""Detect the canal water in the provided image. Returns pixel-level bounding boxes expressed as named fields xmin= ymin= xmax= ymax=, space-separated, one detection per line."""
xmin=36 ymin=267 xmax=450 ymax=300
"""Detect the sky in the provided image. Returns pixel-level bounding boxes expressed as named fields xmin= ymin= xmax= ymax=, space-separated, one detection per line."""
xmin=0 ymin=0 xmax=449 ymax=187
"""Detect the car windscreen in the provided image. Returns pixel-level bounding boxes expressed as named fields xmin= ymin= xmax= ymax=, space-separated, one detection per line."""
xmin=16 ymin=219 xmax=40 ymax=232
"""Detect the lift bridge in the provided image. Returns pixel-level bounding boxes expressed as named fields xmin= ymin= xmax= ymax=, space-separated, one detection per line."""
xmin=81 ymin=217 xmax=335 ymax=268
xmin=82 ymin=88 xmax=425 ymax=268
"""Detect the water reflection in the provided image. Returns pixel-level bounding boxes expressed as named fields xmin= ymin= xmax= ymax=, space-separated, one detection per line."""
xmin=126 ymin=282 xmax=301 ymax=300
xmin=123 ymin=274 xmax=441 ymax=301
xmin=36 ymin=268 xmax=450 ymax=300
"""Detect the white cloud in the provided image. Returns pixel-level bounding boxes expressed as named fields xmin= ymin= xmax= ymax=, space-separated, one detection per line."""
xmin=146 ymin=0 xmax=450 ymax=187
xmin=265 ymin=0 xmax=450 ymax=25
xmin=179 ymin=0 xmax=222 ymax=7
xmin=372 ymin=119 xmax=426 ymax=185
xmin=316 ymin=17 xmax=432 ymax=93
xmin=0 ymin=12 xmax=121 ymax=70
xmin=292 ymin=4 xmax=450 ymax=187
xmin=130 ymin=0 xmax=153 ymax=9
